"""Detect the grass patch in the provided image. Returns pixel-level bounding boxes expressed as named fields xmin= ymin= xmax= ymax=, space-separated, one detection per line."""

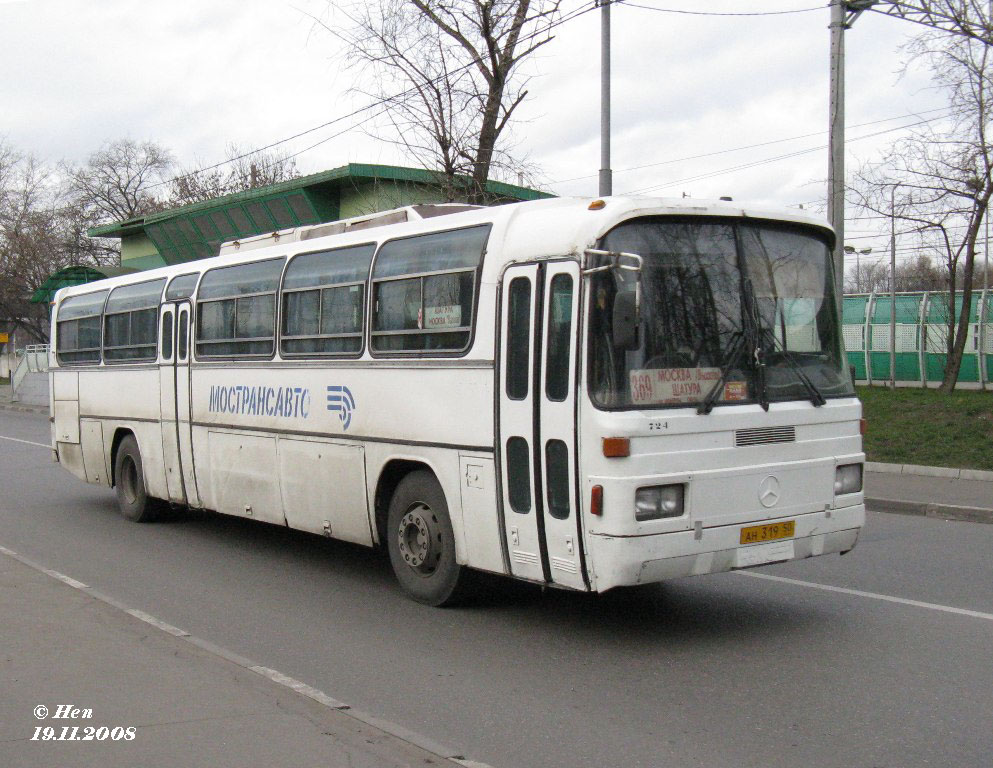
xmin=858 ymin=386 xmax=993 ymax=470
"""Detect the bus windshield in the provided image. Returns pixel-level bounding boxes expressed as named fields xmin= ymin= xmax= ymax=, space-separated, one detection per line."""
xmin=588 ymin=217 xmax=854 ymax=409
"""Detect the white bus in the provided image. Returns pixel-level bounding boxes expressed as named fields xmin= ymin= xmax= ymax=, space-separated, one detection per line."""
xmin=49 ymin=197 xmax=865 ymax=605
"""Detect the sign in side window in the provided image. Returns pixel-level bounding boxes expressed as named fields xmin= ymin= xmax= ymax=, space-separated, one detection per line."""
xmin=371 ymin=225 xmax=489 ymax=353
xmin=281 ymin=244 xmax=374 ymax=356
xmin=103 ymin=279 xmax=166 ymax=362
xmin=56 ymin=291 xmax=108 ymax=365
xmin=196 ymin=258 xmax=285 ymax=358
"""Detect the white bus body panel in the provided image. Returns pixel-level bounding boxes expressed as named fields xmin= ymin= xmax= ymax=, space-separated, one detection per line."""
xmin=577 ymin=398 xmax=865 ymax=591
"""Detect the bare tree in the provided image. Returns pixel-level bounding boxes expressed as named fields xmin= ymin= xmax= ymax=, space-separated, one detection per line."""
xmin=0 ymin=145 xmax=69 ymax=341
xmin=170 ymin=144 xmax=300 ymax=206
xmin=63 ymin=139 xmax=173 ymax=223
xmin=850 ymin=30 xmax=993 ymax=391
xmin=328 ymin=0 xmax=559 ymax=203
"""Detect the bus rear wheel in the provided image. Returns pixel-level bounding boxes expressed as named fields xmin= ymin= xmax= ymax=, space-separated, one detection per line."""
xmin=114 ymin=435 xmax=160 ymax=523
xmin=386 ymin=471 xmax=465 ymax=606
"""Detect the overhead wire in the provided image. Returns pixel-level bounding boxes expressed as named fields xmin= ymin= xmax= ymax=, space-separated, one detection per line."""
xmin=621 ymin=113 xmax=950 ymax=194
xmin=554 ymin=108 xmax=950 ymax=185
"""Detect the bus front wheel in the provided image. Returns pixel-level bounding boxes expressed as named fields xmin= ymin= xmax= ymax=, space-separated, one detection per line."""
xmin=386 ymin=471 xmax=465 ymax=606
xmin=114 ymin=435 xmax=160 ymax=523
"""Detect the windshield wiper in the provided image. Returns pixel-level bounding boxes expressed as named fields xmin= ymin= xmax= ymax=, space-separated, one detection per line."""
xmin=768 ymin=340 xmax=826 ymax=407
xmin=741 ymin=278 xmax=770 ymax=412
xmin=698 ymin=330 xmax=745 ymax=415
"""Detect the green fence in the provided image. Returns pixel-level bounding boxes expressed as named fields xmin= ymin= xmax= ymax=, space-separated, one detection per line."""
xmin=843 ymin=291 xmax=993 ymax=388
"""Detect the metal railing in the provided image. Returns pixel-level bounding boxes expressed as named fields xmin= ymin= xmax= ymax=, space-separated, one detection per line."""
xmin=11 ymin=344 xmax=50 ymax=400
xmin=843 ymin=291 xmax=991 ymax=389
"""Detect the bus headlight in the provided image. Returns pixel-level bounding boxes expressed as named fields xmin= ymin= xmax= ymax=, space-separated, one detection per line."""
xmin=834 ymin=464 xmax=863 ymax=495
xmin=635 ymin=484 xmax=685 ymax=521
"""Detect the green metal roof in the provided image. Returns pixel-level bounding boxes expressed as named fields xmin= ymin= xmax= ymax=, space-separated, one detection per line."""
xmin=88 ymin=163 xmax=553 ymax=267
xmin=30 ymin=265 xmax=139 ymax=304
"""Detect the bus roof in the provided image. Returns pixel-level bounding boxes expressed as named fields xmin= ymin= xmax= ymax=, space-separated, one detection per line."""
xmin=54 ymin=196 xmax=834 ymax=304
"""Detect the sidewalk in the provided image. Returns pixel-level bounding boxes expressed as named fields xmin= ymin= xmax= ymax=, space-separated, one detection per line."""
xmin=864 ymin=469 xmax=993 ymax=523
xmin=0 ymin=382 xmax=46 ymax=414
xmin=0 ymin=549 xmax=475 ymax=768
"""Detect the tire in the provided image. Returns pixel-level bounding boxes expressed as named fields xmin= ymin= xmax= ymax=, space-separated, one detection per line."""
xmin=386 ymin=471 xmax=466 ymax=606
xmin=114 ymin=435 xmax=160 ymax=523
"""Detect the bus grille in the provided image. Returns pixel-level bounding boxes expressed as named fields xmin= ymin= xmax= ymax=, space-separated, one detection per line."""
xmin=735 ymin=426 xmax=796 ymax=447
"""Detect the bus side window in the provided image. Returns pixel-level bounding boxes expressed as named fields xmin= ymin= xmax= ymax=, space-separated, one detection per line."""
xmin=103 ymin=279 xmax=166 ymax=363
xmin=281 ymin=244 xmax=375 ymax=357
xmin=196 ymin=258 xmax=285 ymax=358
xmin=55 ymin=290 xmax=108 ymax=365
xmin=371 ymin=225 xmax=490 ymax=354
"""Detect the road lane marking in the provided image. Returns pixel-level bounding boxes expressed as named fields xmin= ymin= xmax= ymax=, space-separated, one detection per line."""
xmin=738 ymin=570 xmax=993 ymax=622
xmin=0 ymin=434 xmax=49 ymax=449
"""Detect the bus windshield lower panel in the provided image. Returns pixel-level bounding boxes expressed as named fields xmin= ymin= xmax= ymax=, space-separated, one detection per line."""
xmin=589 ymin=218 xmax=854 ymax=410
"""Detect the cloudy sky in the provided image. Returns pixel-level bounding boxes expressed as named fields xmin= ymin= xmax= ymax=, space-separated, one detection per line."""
xmin=0 ymin=0 xmax=946 ymax=264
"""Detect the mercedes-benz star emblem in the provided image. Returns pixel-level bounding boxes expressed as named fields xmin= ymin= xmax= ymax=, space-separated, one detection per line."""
xmin=759 ymin=475 xmax=781 ymax=508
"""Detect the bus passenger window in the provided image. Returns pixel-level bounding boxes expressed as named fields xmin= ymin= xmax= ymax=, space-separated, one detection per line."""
xmin=103 ymin=278 xmax=166 ymax=363
xmin=281 ymin=244 xmax=374 ymax=357
xmin=370 ymin=225 xmax=490 ymax=353
xmin=55 ymin=290 xmax=108 ymax=365
xmin=196 ymin=258 xmax=284 ymax=358
xmin=165 ymin=273 xmax=199 ymax=301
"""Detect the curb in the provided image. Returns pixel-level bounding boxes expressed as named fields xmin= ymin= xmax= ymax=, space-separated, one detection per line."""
xmin=866 ymin=461 xmax=993 ymax=482
xmin=866 ymin=496 xmax=993 ymax=524
xmin=0 ymin=402 xmax=47 ymax=415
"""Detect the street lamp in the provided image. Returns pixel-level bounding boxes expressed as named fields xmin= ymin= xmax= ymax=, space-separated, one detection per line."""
xmin=844 ymin=245 xmax=872 ymax=290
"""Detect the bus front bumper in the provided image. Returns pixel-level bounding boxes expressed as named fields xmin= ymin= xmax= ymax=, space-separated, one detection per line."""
xmin=587 ymin=504 xmax=864 ymax=592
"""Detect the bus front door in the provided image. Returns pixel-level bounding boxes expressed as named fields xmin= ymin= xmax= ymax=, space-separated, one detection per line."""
xmin=498 ymin=262 xmax=586 ymax=590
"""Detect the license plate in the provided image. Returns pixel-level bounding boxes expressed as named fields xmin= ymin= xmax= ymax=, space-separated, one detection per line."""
xmin=740 ymin=520 xmax=796 ymax=545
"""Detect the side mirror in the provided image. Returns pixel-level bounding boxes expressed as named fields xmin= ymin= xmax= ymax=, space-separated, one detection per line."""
xmin=612 ymin=291 xmax=639 ymax=351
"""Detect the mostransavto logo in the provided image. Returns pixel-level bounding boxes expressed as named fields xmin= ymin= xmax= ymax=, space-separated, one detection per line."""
xmin=326 ymin=386 xmax=355 ymax=430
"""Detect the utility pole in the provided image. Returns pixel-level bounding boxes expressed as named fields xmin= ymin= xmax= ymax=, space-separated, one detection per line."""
xmin=599 ymin=0 xmax=612 ymax=197
xmin=828 ymin=0 xmax=846 ymax=308
xmin=890 ymin=185 xmax=897 ymax=389
xmin=828 ymin=1 xmax=875 ymax=309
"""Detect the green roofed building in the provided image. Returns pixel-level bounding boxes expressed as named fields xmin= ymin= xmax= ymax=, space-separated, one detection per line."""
xmin=87 ymin=163 xmax=553 ymax=271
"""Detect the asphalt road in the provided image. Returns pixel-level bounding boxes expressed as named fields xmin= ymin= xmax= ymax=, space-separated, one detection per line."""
xmin=1 ymin=409 xmax=991 ymax=768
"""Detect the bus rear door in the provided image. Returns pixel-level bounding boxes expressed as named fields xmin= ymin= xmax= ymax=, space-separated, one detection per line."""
xmin=157 ymin=301 xmax=200 ymax=507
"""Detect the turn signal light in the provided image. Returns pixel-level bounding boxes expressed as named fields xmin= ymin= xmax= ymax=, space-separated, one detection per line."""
xmin=860 ymin=418 xmax=867 ymax=435
xmin=591 ymin=485 xmax=603 ymax=516
xmin=588 ymin=199 xmax=606 ymax=210
xmin=602 ymin=437 xmax=630 ymax=458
